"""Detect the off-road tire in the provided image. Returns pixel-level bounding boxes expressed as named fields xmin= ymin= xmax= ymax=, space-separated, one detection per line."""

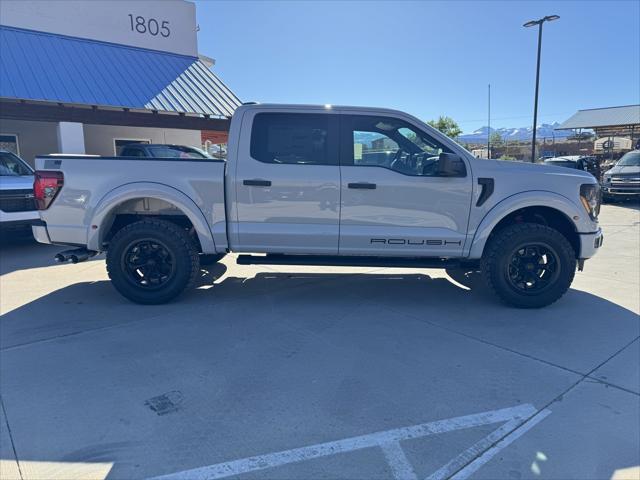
xmin=481 ymin=223 xmax=576 ymax=308
xmin=106 ymin=219 xmax=200 ymax=304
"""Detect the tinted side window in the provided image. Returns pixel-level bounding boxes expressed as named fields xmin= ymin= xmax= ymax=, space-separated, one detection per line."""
xmin=147 ymin=146 xmax=207 ymax=159
xmin=0 ymin=152 xmax=32 ymax=176
xmin=115 ymin=139 xmax=149 ymax=155
xmin=250 ymin=113 xmax=336 ymax=165
xmin=121 ymin=147 xmax=145 ymax=157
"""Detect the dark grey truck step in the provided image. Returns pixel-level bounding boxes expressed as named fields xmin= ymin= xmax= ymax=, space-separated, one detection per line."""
xmin=236 ymin=254 xmax=464 ymax=269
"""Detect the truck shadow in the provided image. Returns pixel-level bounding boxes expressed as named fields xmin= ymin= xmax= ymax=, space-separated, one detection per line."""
xmin=0 ymin=238 xmax=104 ymax=275
xmin=1 ymin=267 xmax=638 ymax=478
xmin=1 ymin=264 xmax=638 ymax=352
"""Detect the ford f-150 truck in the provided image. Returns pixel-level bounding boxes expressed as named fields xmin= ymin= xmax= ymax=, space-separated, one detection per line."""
xmin=32 ymin=104 xmax=603 ymax=308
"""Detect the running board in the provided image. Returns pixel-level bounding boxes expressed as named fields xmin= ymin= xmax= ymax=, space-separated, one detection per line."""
xmin=236 ymin=254 xmax=461 ymax=269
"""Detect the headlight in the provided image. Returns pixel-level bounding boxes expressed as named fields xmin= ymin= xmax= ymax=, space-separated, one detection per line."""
xmin=580 ymin=183 xmax=600 ymax=220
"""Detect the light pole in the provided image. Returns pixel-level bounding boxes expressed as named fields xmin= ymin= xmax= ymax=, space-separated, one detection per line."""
xmin=524 ymin=14 xmax=559 ymax=163
xmin=487 ymin=84 xmax=491 ymax=159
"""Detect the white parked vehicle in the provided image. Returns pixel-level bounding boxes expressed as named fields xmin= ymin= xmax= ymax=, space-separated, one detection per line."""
xmin=32 ymin=104 xmax=603 ymax=307
xmin=0 ymin=150 xmax=39 ymax=234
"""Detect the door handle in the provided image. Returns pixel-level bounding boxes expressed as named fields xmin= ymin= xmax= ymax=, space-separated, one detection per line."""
xmin=348 ymin=182 xmax=376 ymax=189
xmin=243 ymin=179 xmax=272 ymax=187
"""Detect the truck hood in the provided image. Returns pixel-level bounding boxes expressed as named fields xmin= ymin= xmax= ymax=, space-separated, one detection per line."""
xmin=605 ymin=165 xmax=640 ymax=175
xmin=0 ymin=175 xmax=34 ymax=190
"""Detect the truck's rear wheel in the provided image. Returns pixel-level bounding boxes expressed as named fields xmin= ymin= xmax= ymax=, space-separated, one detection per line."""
xmin=106 ymin=219 xmax=200 ymax=304
xmin=481 ymin=223 xmax=576 ymax=308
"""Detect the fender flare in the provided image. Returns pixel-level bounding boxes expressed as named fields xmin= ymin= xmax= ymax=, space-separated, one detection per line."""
xmin=86 ymin=182 xmax=217 ymax=253
xmin=466 ymin=190 xmax=585 ymax=259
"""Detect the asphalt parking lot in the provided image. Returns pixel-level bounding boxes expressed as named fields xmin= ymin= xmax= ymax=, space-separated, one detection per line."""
xmin=1 ymin=203 xmax=638 ymax=480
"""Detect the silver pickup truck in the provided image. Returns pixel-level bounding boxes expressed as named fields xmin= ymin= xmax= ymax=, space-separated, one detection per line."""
xmin=32 ymin=104 xmax=603 ymax=308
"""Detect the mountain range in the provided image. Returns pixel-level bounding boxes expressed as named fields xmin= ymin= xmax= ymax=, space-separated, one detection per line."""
xmin=458 ymin=122 xmax=574 ymax=143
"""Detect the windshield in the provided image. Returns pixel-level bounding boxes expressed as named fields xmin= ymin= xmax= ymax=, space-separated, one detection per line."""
xmin=544 ymin=157 xmax=578 ymax=168
xmin=617 ymin=151 xmax=640 ymax=167
xmin=147 ymin=146 xmax=212 ymax=159
xmin=0 ymin=152 xmax=33 ymax=176
xmin=544 ymin=159 xmax=577 ymax=169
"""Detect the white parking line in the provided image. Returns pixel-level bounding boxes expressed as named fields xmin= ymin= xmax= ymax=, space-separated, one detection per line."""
xmin=149 ymin=404 xmax=548 ymax=480
xmin=449 ymin=410 xmax=552 ymax=480
xmin=381 ymin=441 xmax=418 ymax=480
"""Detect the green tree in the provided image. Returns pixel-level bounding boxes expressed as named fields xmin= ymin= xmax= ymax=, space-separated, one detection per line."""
xmin=489 ymin=131 xmax=503 ymax=147
xmin=427 ymin=116 xmax=462 ymax=139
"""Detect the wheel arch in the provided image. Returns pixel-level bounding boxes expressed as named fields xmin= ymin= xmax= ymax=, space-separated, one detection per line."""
xmin=467 ymin=191 xmax=585 ymax=259
xmin=87 ymin=182 xmax=217 ymax=253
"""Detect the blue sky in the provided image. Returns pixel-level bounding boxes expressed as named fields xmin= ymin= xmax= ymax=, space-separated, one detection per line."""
xmin=196 ymin=1 xmax=640 ymax=133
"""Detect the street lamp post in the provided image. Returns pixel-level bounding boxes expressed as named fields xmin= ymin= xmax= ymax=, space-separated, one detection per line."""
xmin=524 ymin=15 xmax=559 ymax=163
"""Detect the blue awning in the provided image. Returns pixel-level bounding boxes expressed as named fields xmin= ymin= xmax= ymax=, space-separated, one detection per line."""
xmin=0 ymin=26 xmax=241 ymax=117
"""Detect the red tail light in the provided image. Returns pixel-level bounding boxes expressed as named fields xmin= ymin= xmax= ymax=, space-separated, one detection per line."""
xmin=34 ymin=171 xmax=64 ymax=210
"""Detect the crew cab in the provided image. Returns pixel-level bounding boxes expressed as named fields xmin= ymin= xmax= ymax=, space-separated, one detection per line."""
xmin=32 ymin=104 xmax=603 ymax=308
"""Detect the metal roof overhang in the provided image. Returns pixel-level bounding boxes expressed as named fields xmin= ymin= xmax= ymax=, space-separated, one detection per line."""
xmin=0 ymin=25 xmax=241 ymax=128
xmin=555 ymin=105 xmax=640 ymax=131
xmin=0 ymin=98 xmax=231 ymax=131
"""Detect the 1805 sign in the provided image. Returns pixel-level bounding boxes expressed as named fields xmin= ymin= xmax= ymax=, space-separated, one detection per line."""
xmin=128 ymin=14 xmax=170 ymax=37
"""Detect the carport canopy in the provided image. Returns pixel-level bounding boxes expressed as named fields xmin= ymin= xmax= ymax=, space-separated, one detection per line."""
xmin=0 ymin=25 xmax=240 ymax=131
xmin=555 ymin=105 xmax=640 ymax=138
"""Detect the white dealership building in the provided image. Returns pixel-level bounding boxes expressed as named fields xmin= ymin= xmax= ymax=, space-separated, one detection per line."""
xmin=0 ymin=0 xmax=240 ymax=165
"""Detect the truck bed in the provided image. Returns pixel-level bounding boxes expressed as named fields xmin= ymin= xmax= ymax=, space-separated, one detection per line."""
xmin=34 ymin=155 xmax=226 ymax=251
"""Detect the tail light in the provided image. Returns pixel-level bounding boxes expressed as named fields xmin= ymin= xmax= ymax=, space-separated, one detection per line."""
xmin=34 ymin=171 xmax=64 ymax=210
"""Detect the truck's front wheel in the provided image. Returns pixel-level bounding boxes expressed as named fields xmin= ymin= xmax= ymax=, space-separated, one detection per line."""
xmin=106 ymin=219 xmax=200 ymax=304
xmin=481 ymin=223 xmax=576 ymax=308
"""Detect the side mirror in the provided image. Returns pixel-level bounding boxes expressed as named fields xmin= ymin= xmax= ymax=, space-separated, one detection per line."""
xmin=437 ymin=152 xmax=465 ymax=177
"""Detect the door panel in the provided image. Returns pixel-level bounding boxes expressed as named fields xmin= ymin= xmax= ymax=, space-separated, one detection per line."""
xmin=340 ymin=167 xmax=471 ymax=256
xmin=234 ymin=111 xmax=341 ymax=254
xmin=339 ymin=114 xmax=473 ymax=257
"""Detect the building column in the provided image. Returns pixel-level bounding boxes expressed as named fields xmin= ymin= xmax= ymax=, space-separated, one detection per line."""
xmin=57 ymin=122 xmax=86 ymax=154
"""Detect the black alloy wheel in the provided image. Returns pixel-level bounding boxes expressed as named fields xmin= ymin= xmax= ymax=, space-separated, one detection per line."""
xmin=505 ymin=243 xmax=560 ymax=295
xmin=122 ymin=239 xmax=176 ymax=289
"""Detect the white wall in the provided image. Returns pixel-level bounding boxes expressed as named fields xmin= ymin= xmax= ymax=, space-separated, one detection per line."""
xmin=0 ymin=0 xmax=197 ymax=56
xmin=83 ymin=125 xmax=201 ymax=156
xmin=0 ymin=119 xmax=59 ymax=166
